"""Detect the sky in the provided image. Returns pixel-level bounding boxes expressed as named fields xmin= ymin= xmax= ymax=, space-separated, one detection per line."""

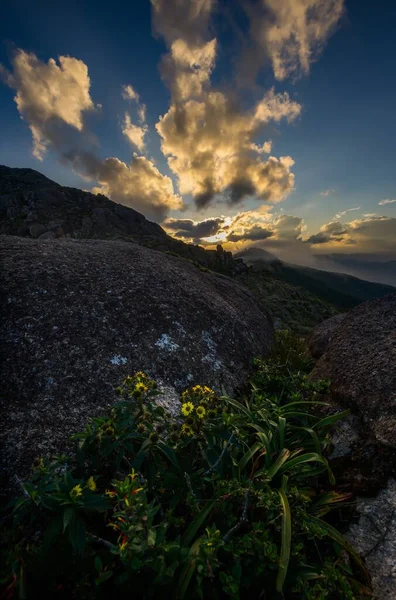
xmin=0 ymin=0 xmax=395 ymax=262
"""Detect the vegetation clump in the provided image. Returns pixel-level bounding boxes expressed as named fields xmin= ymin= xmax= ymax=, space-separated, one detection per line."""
xmin=1 ymin=335 xmax=371 ymax=599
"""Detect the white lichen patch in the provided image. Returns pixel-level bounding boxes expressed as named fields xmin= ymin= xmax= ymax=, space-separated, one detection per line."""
xmin=155 ymin=334 xmax=179 ymax=353
xmin=110 ymin=355 xmax=128 ymax=365
xmin=201 ymin=330 xmax=223 ymax=372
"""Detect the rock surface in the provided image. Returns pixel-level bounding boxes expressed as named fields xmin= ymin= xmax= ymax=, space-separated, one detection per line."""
xmin=308 ymin=312 xmax=347 ymax=358
xmin=347 ymin=479 xmax=396 ymax=600
xmin=312 ymin=294 xmax=396 ymax=446
xmin=0 ymin=235 xmax=273 ymax=487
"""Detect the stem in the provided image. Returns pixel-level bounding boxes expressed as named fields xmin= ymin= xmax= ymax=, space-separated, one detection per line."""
xmin=87 ymin=532 xmax=116 ymax=551
xmin=223 ymin=485 xmax=251 ymax=543
xmin=204 ymin=433 xmax=234 ymax=477
xmin=14 ymin=475 xmax=30 ymax=499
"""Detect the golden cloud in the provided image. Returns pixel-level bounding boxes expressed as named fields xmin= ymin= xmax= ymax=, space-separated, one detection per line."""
xmin=0 ymin=49 xmax=97 ymax=160
xmin=122 ymin=112 xmax=148 ymax=151
xmin=248 ymin=0 xmax=345 ymax=81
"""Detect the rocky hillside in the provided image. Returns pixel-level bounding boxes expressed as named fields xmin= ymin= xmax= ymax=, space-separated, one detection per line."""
xmin=2 ymin=165 xmax=394 ymax=333
xmin=0 ymin=165 xmax=246 ymax=276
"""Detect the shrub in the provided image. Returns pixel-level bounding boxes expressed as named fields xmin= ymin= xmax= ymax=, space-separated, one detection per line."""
xmin=1 ymin=360 xmax=371 ymax=599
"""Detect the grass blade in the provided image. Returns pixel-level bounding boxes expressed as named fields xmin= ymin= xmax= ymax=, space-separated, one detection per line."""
xmin=239 ymin=441 xmax=262 ymax=470
xmin=306 ymin=515 xmax=370 ymax=580
xmin=265 ymin=449 xmax=291 ymax=481
xmin=222 ymin=396 xmax=253 ymax=418
xmin=276 ymin=489 xmax=292 ymax=592
xmin=313 ymin=410 xmax=350 ymax=430
xmin=181 ymin=500 xmax=216 ymax=547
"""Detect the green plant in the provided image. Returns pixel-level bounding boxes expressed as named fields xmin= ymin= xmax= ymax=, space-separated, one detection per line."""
xmin=1 ymin=360 xmax=371 ymax=599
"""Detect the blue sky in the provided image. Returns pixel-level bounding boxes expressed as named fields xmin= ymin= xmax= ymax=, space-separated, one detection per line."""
xmin=1 ymin=0 xmax=395 ymax=259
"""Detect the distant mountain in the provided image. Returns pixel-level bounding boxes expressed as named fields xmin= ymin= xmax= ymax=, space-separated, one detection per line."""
xmin=314 ymin=254 xmax=396 ymax=287
xmin=234 ymin=246 xmax=280 ymax=264
xmin=236 ymin=247 xmax=395 ymax=311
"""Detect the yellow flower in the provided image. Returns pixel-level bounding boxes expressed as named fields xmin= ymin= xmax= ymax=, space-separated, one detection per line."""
xmin=119 ymin=539 xmax=128 ymax=552
xmin=105 ymin=489 xmax=116 ymax=497
xmin=70 ymin=484 xmax=83 ymax=500
xmin=128 ymin=469 xmax=136 ymax=481
xmin=135 ymin=371 xmax=147 ymax=380
xmin=196 ymin=405 xmax=206 ymax=419
xmin=181 ymin=402 xmax=194 ymax=416
xmin=181 ymin=424 xmax=194 ymax=437
xmin=87 ymin=476 xmax=96 ymax=491
xmin=135 ymin=382 xmax=148 ymax=394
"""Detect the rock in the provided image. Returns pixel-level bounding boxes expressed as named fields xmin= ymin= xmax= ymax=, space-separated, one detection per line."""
xmin=312 ymin=294 xmax=396 ymax=446
xmin=347 ymin=479 xmax=396 ymax=600
xmin=0 ymin=235 xmax=273 ymax=487
xmin=29 ymin=223 xmax=47 ymax=238
xmin=39 ymin=230 xmax=56 ymax=240
xmin=308 ymin=312 xmax=347 ymax=359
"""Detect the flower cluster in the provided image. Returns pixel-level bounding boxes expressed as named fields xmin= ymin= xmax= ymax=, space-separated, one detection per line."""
xmin=179 ymin=385 xmax=219 ymax=436
xmin=106 ymin=471 xmax=148 ymax=557
xmin=116 ymin=371 xmax=157 ymax=401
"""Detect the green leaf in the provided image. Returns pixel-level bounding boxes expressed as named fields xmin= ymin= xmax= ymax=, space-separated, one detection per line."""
xmin=68 ymin=516 xmax=86 ymax=555
xmin=239 ymin=441 xmax=262 ymax=470
xmin=147 ymin=528 xmax=157 ymax=547
xmin=175 ymin=537 xmax=202 ymax=599
xmin=63 ymin=506 xmax=76 ymax=532
xmin=276 ymin=489 xmax=292 ymax=592
xmin=306 ymin=515 xmax=370 ymax=579
xmin=278 ymin=452 xmax=327 ymax=475
xmin=279 ymin=417 xmax=286 ymax=449
xmin=265 ymin=449 xmax=291 ymax=481
xmin=82 ymin=494 xmax=111 ymax=511
xmin=94 ymin=555 xmax=102 ymax=572
xmin=290 ymin=426 xmax=323 ymax=455
xmin=156 ymin=441 xmax=180 ymax=470
xmin=223 ymin=396 xmax=252 ymax=418
xmin=181 ymin=500 xmax=217 ymax=547
xmin=313 ymin=409 xmax=350 ymax=430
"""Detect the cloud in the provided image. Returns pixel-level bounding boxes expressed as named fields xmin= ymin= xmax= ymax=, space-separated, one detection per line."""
xmin=122 ymin=112 xmax=147 ymax=151
xmin=0 ymin=49 xmax=184 ymax=221
xmin=163 ymin=216 xmax=224 ymax=241
xmin=161 ymin=38 xmax=217 ymax=101
xmin=250 ymin=140 xmax=273 ymax=154
xmin=122 ymin=84 xmax=140 ymax=102
xmin=320 ymin=188 xmax=336 ymax=196
xmin=122 ymin=84 xmax=147 ymax=124
xmin=0 ymin=49 xmax=97 ymax=160
xmin=227 ymin=224 xmax=274 ymax=242
xmin=245 ymin=0 xmax=344 ymax=81
xmin=335 ymin=206 xmax=360 ymax=219
xmin=68 ymin=152 xmax=184 ymax=221
xmin=306 ymin=215 xmax=396 ymax=253
xmin=156 ymin=88 xmax=300 ymax=208
xmin=151 ymin=0 xmax=215 ymax=45
xmin=305 ymin=220 xmax=347 ymax=244
xmin=379 ymin=199 xmax=396 ymax=206
xmin=151 ymin=0 xmax=301 ymax=211
xmin=346 ymin=215 xmax=396 ymax=252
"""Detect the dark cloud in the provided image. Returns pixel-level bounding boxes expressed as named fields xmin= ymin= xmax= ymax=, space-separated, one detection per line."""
xmin=163 ymin=216 xmax=224 ymax=240
xmin=227 ymin=225 xmax=274 ymax=242
xmin=305 ymin=220 xmax=347 ymax=245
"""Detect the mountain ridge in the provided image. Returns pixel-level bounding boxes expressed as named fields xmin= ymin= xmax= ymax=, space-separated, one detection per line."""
xmin=2 ymin=164 xmax=394 ymax=332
